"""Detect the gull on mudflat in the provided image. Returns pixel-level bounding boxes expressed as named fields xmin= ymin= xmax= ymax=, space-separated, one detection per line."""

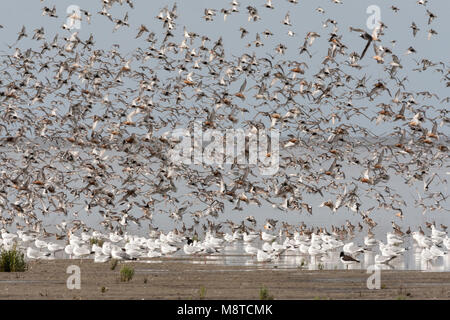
xmin=443 ymin=236 xmax=450 ymax=251
xmin=47 ymin=242 xmax=64 ymax=254
xmin=243 ymin=232 xmax=259 ymax=243
xmin=34 ymin=239 xmax=48 ymax=250
xmin=244 ymin=244 xmax=258 ymax=256
xmin=27 ymin=247 xmax=50 ymax=260
xmin=256 ymin=249 xmax=274 ymax=262
xmin=343 ymin=242 xmax=364 ymax=256
xmin=340 ymin=252 xmax=360 ymax=269
xmin=72 ymin=244 xmax=92 ymax=259
xmin=261 ymin=231 xmax=276 ymax=242
xmin=94 ymin=254 xmax=111 ymax=263
xmin=374 ymin=254 xmax=396 ymax=265
xmin=111 ymin=246 xmax=135 ymax=260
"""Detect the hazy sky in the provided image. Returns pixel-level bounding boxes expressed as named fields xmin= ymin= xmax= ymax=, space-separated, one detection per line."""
xmin=1 ymin=0 xmax=448 ymax=132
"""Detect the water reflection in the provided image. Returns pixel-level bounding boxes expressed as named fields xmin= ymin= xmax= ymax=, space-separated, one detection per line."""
xmin=27 ymin=237 xmax=449 ymax=272
xmin=152 ymin=240 xmax=450 ymax=272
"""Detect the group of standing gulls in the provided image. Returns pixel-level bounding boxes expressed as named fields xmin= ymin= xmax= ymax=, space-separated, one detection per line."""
xmin=0 ymin=220 xmax=449 ymax=270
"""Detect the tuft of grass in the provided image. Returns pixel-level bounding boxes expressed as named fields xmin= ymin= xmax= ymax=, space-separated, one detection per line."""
xmin=90 ymin=238 xmax=104 ymax=247
xmin=110 ymin=259 xmax=118 ymax=270
xmin=318 ymin=263 xmax=324 ymax=270
xmin=199 ymin=286 xmax=207 ymax=300
xmin=259 ymin=286 xmax=274 ymax=300
xmin=314 ymin=296 xmax=331 ymax=300
xmin=101 ymin=286 xmax=107 ymax=293
xmin=120 ymin=265 xmax=134 ymax=282
xmin=0 ymin=247 xmax=27 ymax=272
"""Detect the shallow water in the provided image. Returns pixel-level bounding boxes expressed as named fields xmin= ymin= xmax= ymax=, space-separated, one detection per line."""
xmin=162 ymin=240 xmax=450 ymax=272
xmin=13 ymin=231 xmax=450 ymax=272
xmin=76 ymin=239 xmax=450 ymax=272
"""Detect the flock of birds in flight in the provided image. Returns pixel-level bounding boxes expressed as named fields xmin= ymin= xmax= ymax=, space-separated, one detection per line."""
xmin=0 ymin=0 xmax=448 ymax=269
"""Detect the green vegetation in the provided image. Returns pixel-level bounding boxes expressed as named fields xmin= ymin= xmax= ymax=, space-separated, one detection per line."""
xmin=120 ymin=265 xmax=134 ymax=282
xmin=259 ymin=286 xmax=274 ymax=300
xmin=90 ymin=238 xmax=105 ymax=247
xmin=199 ymin=286 xmax=207 ymax=299
xmin=110 ymin=259 xmax=118 ymax=270
xmin=0 ymin=247 xmax=27 ymax=272
xmin=313 ymin=296 xmax=331 ymax=300
xmin=299 ymin=259 xmax=306 ymax=267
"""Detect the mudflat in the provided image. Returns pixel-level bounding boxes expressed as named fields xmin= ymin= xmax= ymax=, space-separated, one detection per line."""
xmin=0 ymin=259 xmax=449 ymax=300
